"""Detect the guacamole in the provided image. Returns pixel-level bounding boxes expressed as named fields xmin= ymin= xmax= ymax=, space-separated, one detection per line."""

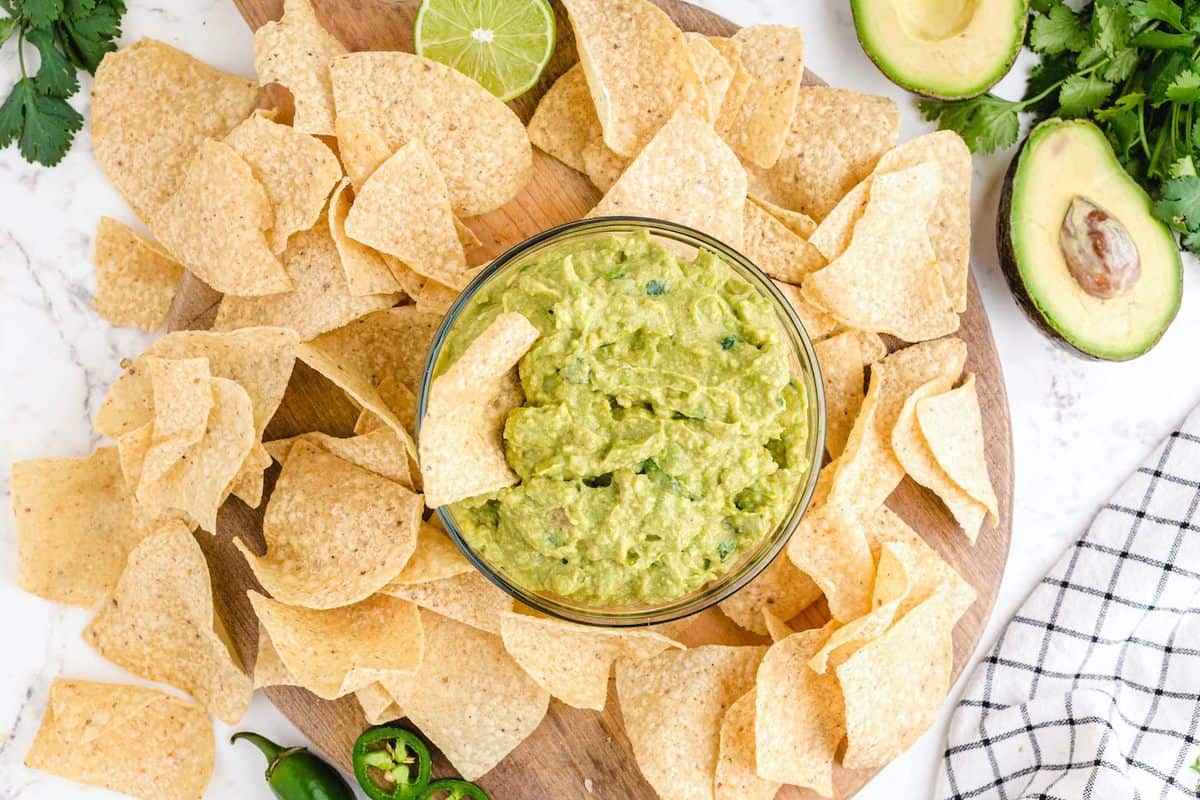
xmin=442 ymin=231 xmax=810 ymax=606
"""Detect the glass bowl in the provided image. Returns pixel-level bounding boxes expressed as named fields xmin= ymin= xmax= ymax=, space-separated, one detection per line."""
xmin=416 ymin=217 xmax=826 ymax=627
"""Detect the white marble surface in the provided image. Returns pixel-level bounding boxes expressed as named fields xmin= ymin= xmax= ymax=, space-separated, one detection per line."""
xmin=0 ymin=1 xmax=1197 ymax=798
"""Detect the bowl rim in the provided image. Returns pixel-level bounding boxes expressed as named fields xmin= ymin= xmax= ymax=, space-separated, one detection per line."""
xmin=416 ymin=215 xmax=826 ymax=628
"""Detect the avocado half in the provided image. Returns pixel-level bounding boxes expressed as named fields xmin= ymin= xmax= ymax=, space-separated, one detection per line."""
xmin=998 ymin=119 xmax=1182 ymax=362
xmin=852 ymin=0 xmax=1027 ymax=99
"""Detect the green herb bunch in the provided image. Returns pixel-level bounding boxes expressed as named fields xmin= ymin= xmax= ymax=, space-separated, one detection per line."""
xmin=920 ymin=0 xmax=1200 ymax=256
xmin=0 ymin=0 xmax=126 ymax=166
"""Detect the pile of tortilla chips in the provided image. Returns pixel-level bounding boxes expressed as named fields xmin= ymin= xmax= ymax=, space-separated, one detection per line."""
xmin=11 ymin=0 xmax=1003 ymax=798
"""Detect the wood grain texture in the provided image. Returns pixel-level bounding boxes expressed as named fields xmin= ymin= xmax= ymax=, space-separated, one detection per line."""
xmin=166 ymin=2 xmax=1016 ymax=797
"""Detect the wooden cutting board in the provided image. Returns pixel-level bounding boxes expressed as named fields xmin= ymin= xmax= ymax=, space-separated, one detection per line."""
xmin=168 ymin=2 xmax=1016 ymax=797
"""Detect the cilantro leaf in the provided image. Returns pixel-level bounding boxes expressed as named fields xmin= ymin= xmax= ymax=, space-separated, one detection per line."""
xmin=1129 ymin=29 xmax=1196 ymax=49
xmin=1148 ymin=51 xmax=1193 ymax=102
xmin=57 ymin=0 xmax=123 ymax=72
xmin=26 ymin=26 xmax=78 ymax=97
xmin=1165 ymin=69 xmax=1200 ymax=102
xmin=1024 ymin=51 xmax=1076 ymax=121
xmin=18 ymin=0 xmax=63 ymax=28
xmin=1153 ymin=175 xmax=1200 ymax=232
xmin=0 ymin=77 xmax=83 ymax=165
xmin=1168 ymin=155 xmax=1197 ymax=178
xmin=919 ymin=94 xmax=1021 ymax=154
xmin=1031 ymin=4 xmax=1090 ymax=54
xmin=1129 ymin=0 xmax=1185 ymax=31
xmin=0 ymin=14 xmax=17 ymax=44
xmin=1101 ymin=47 xmax=1141 ymax=81
xmin=1058 ymin=74 xmax=1115 ymax=116
xmin=1094 ymin=4 xmax=1132 ymax=54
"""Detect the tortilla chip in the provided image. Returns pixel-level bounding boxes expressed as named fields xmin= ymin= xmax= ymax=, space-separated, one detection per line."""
xmin=762 ymin=608 xmax=797 ymax=642
xmin=92 ymin=39 xmax=258 ymax=223
xmin=715 ymin=690 xmax=780 ymax=800
xmin=836 ymin=584 xmax=970 ymax=769
xmin=139 ymin=357 xmax=213 ymax=486
xmin=527 ymin=64 xmax=600 ymax=174
xmin=745 ymin=87 xmax=899 ymax=220
xmin=918 ymin=374 xmax=999 ymax=528
xmin=414 ymin=276 xmax=463 ymax=316
xmin=743 ymin=200 xmax=825 ymax=282
xmin=580 ymin=135 xmax=630 ymax=192
xmin=229 ymin=442 xmax=272 ymax=508
xmin=330 ymin=51 xmax=531 ymax=217
xmin=562 ymin=0 xmax=705 ymax=157
xmin=404 ymin=610 xmax=550 ymax=780
xmin=718 ymin=553 xmax=822 ymax=635
xmin=808 ymin=180 xmax=871 ymax=263
xmin=355 ymin=376 xmax=418 ymax=437
xmin=724 ymin=26 xmax=805 ymax=169
xmin=266 ymin=428 xmax=412 ymax=488
xmin=875 ymin=131 xmax=973 ymax=312
xmin=248 ymin=592 xmax=422 ymax=699
xmin=814 ymin=330 xmax=888 ymax=458
xmin=685 ymin=33 xmax=735 ymax=122
xmin=892 ymin=377 xmax=987 ymax=542
xmin=420 ymin=312 xmax=540 ymax=507
xmin=771 ymin=280 xmax=840 ymax=341
xmin=344 ymin=140 xmax=468 ymax=289
xmin=214 ymin=221 xmax=398 ymax=341
xmin=754 ymin=628 xmax=844 ymax=794
xmin=786 ymin=502 xmax=875 ymax=622
xmin=325 ymin=181 xmax=400 ymax=296
xmin=355 ymin=683 xmax=403 ymax=725
xmin=83 ymin=526 xmax=251 ymax=723
xmin=223 ymin=113 xmax=342 ymax=254
xmin=386 ymin=520 xmax=473 ymax=585
xmin=91 ymin=217 xmax=183 ymax=331
xmin=25 ymin=678 xmax=213 ymax=800
xmin=131 ymin=377 xmax=255 ymax=533
xmin=383 ymin=254 xmax=432 ymax=300
xmin=151 ymin=139 xmax=291 ymax=296
xmin=97 ymin=327 xmax=298 ymax=440
xmin=806 ymin=540 xmax=946 ymax=674
xmin=11 ymin=447 xmax=153 ymax=607
xmin=252 ymin=623 xmax=295 ymax=688
xmin=254 ymin=0 xmax=346 ymax=136
xmin=709 ymin=37 xmax=752 ymax=137
xmin=334 ymin=114 xmax=391 ymax=191
xmin=588 ymin=108 xmax=746 ymax=249
xmin=237 ymin=441 xmax=422 ymax=609
xmin=384 ymin=571 xmax=511 ymax=635
xmin=827 ymin=337 xmax=967 ymax=510
xmin=755 ymin=198 xmax=818 ymax=238
xmin=616 ymin=645 xmax=765 ymax=800
xmin=802 ymin=162 xmax=959 ymax=341
xmin=498 ymin=612 xmax=682 ymax=710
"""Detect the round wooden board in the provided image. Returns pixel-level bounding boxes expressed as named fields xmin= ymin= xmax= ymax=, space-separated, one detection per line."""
xmin=167 ymin=2 xmax=1015 ymax=797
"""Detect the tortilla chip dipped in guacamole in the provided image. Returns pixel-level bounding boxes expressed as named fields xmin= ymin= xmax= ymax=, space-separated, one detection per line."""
xmin=422 ymin=231 xmax=811 ymax=607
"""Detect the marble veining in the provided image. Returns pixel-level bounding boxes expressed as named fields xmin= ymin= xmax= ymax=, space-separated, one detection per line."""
xmin=2 ymin=1 xmax=1199 ymax=798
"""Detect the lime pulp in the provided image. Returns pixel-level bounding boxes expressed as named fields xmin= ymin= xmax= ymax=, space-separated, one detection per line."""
xmin=414 ymin=0 xmax=557 ymax=102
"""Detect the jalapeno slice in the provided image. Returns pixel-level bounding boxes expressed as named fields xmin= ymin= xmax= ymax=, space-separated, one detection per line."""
xmin=417 ymin=778 xmax=491 ymax=800
xmin=352 ymin=725 xmax=432 ymax=800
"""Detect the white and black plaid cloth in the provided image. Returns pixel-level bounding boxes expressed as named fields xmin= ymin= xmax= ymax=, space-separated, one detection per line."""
xmin=937 ymin=405 xmax=1200 ymax=800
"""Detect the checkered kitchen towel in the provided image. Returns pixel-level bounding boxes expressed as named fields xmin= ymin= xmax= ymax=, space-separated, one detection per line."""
xmin=937 ymin=405 xmax=1200 ymax=800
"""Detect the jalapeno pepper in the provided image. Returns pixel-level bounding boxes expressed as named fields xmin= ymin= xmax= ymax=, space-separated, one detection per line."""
xmin=352 ymin=725 xmax=433 ymax=800
xmin=232 ymin=731 xmax=355 ymax=800
xmin=417 ymin=778 xmax=491 ymax=800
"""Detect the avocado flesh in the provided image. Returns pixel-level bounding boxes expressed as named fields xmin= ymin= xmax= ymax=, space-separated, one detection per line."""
xmin=1000 ymin=119 xmax=1182 ymax=361
xmin=852 ymin=0 xmax=1026 ymax=99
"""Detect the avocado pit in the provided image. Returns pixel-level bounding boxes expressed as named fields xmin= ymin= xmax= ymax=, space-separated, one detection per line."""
xmin=1059 ymin=196 xmax=1140 ymax=300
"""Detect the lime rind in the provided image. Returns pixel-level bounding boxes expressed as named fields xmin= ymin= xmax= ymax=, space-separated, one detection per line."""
xmin=414 ymin=0 xmax=557 ymax=102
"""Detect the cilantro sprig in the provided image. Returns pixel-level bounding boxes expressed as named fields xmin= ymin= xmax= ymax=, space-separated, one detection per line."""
xmin=920 ymin=0 xmax=1200 ymax=257
xmin=0 ymin=0 xmax=126 ymax=166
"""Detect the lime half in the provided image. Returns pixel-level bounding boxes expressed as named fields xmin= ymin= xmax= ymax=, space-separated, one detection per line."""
xmin=414 ymin=0 xmax=557 ymax=102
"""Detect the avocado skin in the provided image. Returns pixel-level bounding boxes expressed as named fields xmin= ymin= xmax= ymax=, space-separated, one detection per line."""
xmin=996 ymin=126 xmax=1176 ymax=362
xmin=852 ymin=0 xmax=1028 ymax=101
